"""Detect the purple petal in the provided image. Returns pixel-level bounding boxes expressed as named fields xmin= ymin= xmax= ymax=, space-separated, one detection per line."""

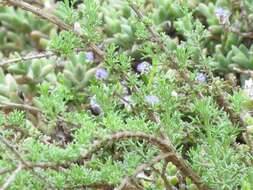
xmin=95 ymin=68 xmax=109 ymax=80
xmin=195 ymin=73 xmax=206 ymax=83
xmin=86 ymin=52 xmax=94 ymax=62
xmin=215 ymin=7 xmax=230 ymax=24
xmin=144 ymin=95 xmax=160 ymax=105
xmin=136 ymin=61 xmax=152 ymax=74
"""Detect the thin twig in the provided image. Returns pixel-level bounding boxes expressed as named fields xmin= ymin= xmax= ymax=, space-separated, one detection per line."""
xmin=63 ymin=183 xmax=114 ymax=190
xmin=0 ymin=131 xmax=211 ymax=189
xmin=115 ymin=153 xmax=172 ymax=190
xmin=0 ymin=135 xmax=27 ymax=165
xmin=75 ymin=131 xmax=211 ymax=190
xmin=0 ymin=164 xmax=22 ymax=190
xmin=0 ymin=102 xmax=41 ymax=113
xmin=0 ymin=168 xmax=16 ymax=176
xmin=151 ymin=165 xmax=173 ymax=190
xmin=231 ymin=66 xmax=253 ymax=77
xmin=0 ymin=101 xmax=80 ymax=130
xmin=0 ymin=48 xmax=87 ymax=67
xmin=0 ymin=135 xmax=57 ymax=189
xmin=3 ymin=0 xmax=71 ymax=30
xmin=230 ymin=27 xmax=253 ymax=39
xmin=0 ymin=52 xmax=55 ymax=67
xmin=2 ymin=0 xmax=105 ymax=58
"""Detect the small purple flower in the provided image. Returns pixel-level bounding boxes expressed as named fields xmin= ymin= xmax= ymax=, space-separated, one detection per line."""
xmin=95 ymin=68 xmax=109 ymax=80
xmin=144 ymin=95 xmax=160 ymax=105
xmin=195 ymin=73 xmax=206 ymax=83
xmin=215 ymin=7 xmax=230 ymax=25
xmin=136 ymin=61 xmax=152 ymax=74
xmin=86 ymin=51 xmax=94 ymax=62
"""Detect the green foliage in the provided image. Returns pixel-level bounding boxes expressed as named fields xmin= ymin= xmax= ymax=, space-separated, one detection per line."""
xmin=49 ymin=31 xmax=82 ymax=55
xmin=1 ymin=0 xmax=253 ymax=190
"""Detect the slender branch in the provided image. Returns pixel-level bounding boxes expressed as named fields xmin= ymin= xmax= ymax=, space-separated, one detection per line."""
xmin=0 ymin=168 xmax=15 ymax=176
xmin=0 ymin=135 xmax=57 ymax=189
xmin=230 ymin=66 xmax=253 ymax=77
xmin=0 ymin=164 xmax=22 ymax=190
xmin=76 ymin=131 xmax=211 ymax=190
xmin=116 ymin=153 xmax=172 ymax=190
xmin=2 ymin=0 xmax=105 ymax=58
xmin=0 ymin=48 xmax=88 ymax=67
xmin=3 ymin=0 xmax=71 ymax=30
xmin=128 ymin=2 xmax=158 ymax=43
xmin=230 ymin=27 xmax=253 ymax=39
xmin=151 ymin=165 xmax=173 ymax=190
xmin=0 ymin=102 xmax=41 ymax=113
xmin=0 ymin=131 xmax=211 ymax=189
xmin=63 ymin=183 xmax=114 ymax=190
xmin=0 ymin=102 xmax=80 ymax=130
xmin=0 ymin=52 xmax=55 ymax=67
xmin=0 ymin=135 xmax=27 ymax=165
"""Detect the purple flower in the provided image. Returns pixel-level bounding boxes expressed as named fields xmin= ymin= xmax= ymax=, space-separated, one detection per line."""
xmin=86 ymin=52 xmax=94 ymax=62
xmin=136 ymin=61 xmax=152 ymax=74
xmin=95 ymin=68 xmax=109 ymax=80
xmin=144 ymin=95 xmax=160 ymax=105
xmin=215 ymin=7 xmax=230 ymax=24
xmin=195 ymin=73 xmax=206 ymax=83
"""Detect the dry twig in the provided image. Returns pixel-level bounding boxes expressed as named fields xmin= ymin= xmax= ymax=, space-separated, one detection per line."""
xmin=0 ymin=164 xmax=22 ymax=190
xmin=2 ymin=0 xmax=105 ymax=58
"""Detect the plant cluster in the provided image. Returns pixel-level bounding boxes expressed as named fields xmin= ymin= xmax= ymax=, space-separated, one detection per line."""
xmin=0 ymin=0 xmax=253 ymax=189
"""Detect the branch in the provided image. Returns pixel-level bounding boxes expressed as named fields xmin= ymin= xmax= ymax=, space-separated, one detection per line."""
xmin=116 ymin=154 xmax=171 ymax=190
xmin=0 ymin=131 xmax=211 ymax=189
xmin=0 ymin=168 xmax=16 ymax=176
xmin=0 ymin=102 xmax=41 ymax=113
xmin=2 ymin=0 xmax=105 ymax=58
xmin=63 ymin=183 xmax=114 ymax=190
xmin=0 ymin=135 xmax=57 ymax=189
xmin=76 ymin=131 xmax=211 ymax=190
xmin=3 ymin=0 xmax=71 ymax=30
xmin=230 ymin=27 xmax=253 ymax=39
xmin=0 ymin=52 xmax=55 ymax=67
xmin=0 ymin=135 xmax=27 ymax=165
xmin=0 ymin=164 xmax=22 ymax=190
xmin=0 ymin=48 xmax=88 ymax=67
xmin=0 ymin=101 xmax=80 ymax=130
xmin=128 ymin=2 xmax=158 ymax=43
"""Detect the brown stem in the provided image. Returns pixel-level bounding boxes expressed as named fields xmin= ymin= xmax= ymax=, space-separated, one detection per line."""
xmin=63 ymin=183 xmax=114 ymax=190
xmin=151 ymin=165 xmax=174 ymax=190
xmin=0 ymin=102 xmax=41 ymax=113
xmin=0 ymin=164 xmax=22 ymax=190
xmin=0 ymin=135 xmax=56 ymax=189
xmin=76 ymin=131 xmax=212 ymax=190
xmin=0 ymin=52 xmax=55 ymax=67
xmin=2 ymin=0 xmax=105 ymax=58
xmin=3 ymin=0 xmax=71 ymax=30
xmin=115 ymin=153 xmax=172 ymax=190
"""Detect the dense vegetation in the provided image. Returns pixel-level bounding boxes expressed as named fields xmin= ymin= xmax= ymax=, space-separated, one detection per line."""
xmin=0 ymin=0 xmax=253 ymax=189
